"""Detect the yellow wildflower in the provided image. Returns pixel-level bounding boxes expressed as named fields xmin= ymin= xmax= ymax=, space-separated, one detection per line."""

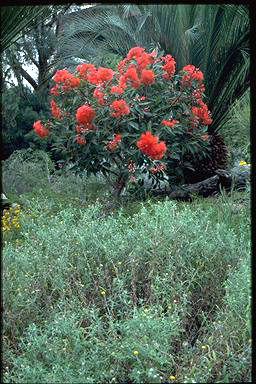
xmin=240 ymin=161 xmax=250 ymax=166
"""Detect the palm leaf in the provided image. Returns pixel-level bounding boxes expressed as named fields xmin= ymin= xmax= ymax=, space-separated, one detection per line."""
xmin=1 ymin=6 xmax=54 ymax=53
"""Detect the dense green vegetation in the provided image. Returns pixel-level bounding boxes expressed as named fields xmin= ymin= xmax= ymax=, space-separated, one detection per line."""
xmin=2 ymin=151 xmax=251 ymax=382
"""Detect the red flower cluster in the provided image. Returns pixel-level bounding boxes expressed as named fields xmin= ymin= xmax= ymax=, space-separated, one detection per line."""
xmin=76 ymin=135 xmax=86 ymax=145
xmin=110 ymin=100 xmax=130 ymax=118
xmin=141 ymin=69 xmax=155 ymax=85
xmin=115 ymin=47 xmax=156 ymax=89
xmin=33 ymin=120 xmax=49 ymax=138
xmin=76 ymin=63 xmax=96 ymax=80
xmin=111 ymin=86 xmax=125 ymax=94
xmin=118 ymin=59 xmax=129 ymax=75
xmin=162 ymin=119 xmax=179 ymax=128
xmin=77 ymin=65 xmax=115 ymax=86
xmin=95 ymin=67 xmax=115 ymax=84
xmin=162 ymin=54 xmax=176 ymax=80
xmin=149 ymin=163 xmax=166 ymax=174
xmin=192 ymin=84 xmax=206 ymax=100
xmin=127 ymin=47 xmax=146 ymax=60
xmin=192 ymin=100 xmax=213 ymax=126
xmin=137 ymin=52 xmax=155 ymax=72
xmin=137 ymin=131 xmax=167 ymax=160
xmin=53 ymin=69 xmax=80 ymax=92
xmin=76 ymin=105 xmax=96 ymax=125
xmin=128 ymin=159 xmax=136 ymax=173
xmin=181 ymin=65 xmax=204 ymax=86
xmin=51 ymin=99 xmax=63 ymax=119
xmin=135 ymin=95 xmax=146 ymax=102
xmin=106 ymin=134 xmax=122 ymax=152
xmin=93 ymin=88 xmax=106 ymax=105
xmin=201 ymin=133 xmax=209 ymax=141
xmin=124 ymin=66 xmax=141 ymax=88
xmin=50 ymin=85 xmax=59 ymax=96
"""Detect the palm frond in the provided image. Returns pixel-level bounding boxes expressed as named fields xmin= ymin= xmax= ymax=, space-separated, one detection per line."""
xmin=1 ymin=6 xmax=53 ymax=53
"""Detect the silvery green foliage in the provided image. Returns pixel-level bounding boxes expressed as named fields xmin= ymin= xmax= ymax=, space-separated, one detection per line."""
xmin=2 ymin=148 xmax=55 ymax=195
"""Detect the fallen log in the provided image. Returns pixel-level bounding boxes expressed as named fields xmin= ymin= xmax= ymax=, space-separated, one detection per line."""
xmin=151 ymin=167 xmax=250 ymax=201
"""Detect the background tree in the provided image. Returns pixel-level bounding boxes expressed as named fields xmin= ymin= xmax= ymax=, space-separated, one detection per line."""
xmin=2 ymin=5 xmax=72 ymax=107
xmin=1 ymin=4 xmax=78 ymax=160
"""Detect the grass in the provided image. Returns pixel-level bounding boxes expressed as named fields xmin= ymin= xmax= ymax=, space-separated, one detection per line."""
xmin=2 ymin=173 xmax=251 ymax=383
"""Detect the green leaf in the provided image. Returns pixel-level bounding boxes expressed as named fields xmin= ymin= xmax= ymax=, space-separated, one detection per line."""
xmin=128 ymin=121 xmax=140 ymax=130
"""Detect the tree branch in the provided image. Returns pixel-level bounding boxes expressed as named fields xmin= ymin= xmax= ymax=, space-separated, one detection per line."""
xmin=11 ymin=59 xmax=38 ymax=89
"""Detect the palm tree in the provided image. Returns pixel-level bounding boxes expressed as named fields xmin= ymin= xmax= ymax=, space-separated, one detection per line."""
xmin=56 ymin=4 xmax=249 ymax=132
xmin=1 ymin=6 xmax=52 ymax=53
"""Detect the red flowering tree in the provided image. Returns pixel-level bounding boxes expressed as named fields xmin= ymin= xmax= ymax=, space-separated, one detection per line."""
xmin=33 ymin=46 xmax=213 ymax=197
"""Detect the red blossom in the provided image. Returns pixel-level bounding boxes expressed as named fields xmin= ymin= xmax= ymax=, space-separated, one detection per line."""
xmin=118 ymin=58 xmax=129 ymax=75
xmin=114 ymin=134 xmax=122 ymax=142
xmin=111 ymin=86 xmax=125 ymax=94
xmin=192 ymin=70 xmax=204 ymax=81
xmin=149 ymin=163 xmax=166 ymax=174
xmin=76 ymin=105 xmax=96 ymax=125
xmin=162 ymin=119 xmax=178 ymax=128
xmin=53 ymin=69 xmax=80 ymax=90
xmin=106 ymin=140 xmax=118 ymax=152
xmin=181 ymin=65 xmax=204 ymax=86
xmin=124 ymin=66 xmax=141 ymax=88
xmin=50 ymin=85 xmax=59 ymax=96
xmin=137 ymin=131 xmax=167 ymax=160
xmin=118 ymin=75 xmax=128 ymax=89
xmin=192 ymin=101 xmax=213 ymax=126
xmin=33 ymin=120 xmax=49 ymax=138
xmin=110 ymin=100 xmax=130 ymax=118
xmin=128 ymin=160 xmax=136 ymax=173
xmin=162 ymin=55 xmax=176 ymax=79
xmin=51 ymin=99 xmax=63 ymax=119
xmin=106 ymin=133 xmax=122 ymax=152
xmin=76 ymin=135 xmax=86 ymax=145
xmin=141 ymin=69 xmax=155 ymax=85
xmin=136 ymin=52 xmax=154 ymax=71
xmin=54 ymin=69 xmax=72 ymax=83
xmin=76 ymin=64 xmax=96 ymax=80
xmin=69 ymin=77 xmax=80 ymax=87
xmin=127 ymin=47 xmax=145 ymax=60
xmin=201 ymin=133 xmax=209 ymax=141
xmin=96 ymin=67 xmax=115 ymax=84
xmin=93 ymin=88 xmax=106 ymax=105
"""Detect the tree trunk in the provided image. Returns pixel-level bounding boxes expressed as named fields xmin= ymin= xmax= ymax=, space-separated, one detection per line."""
xmin=151 ymin=168 xmax=250 ymax=201
xmin=95 ymin=172 xmax=128 ymax=219
xmin=112 ymin=172 xmax=128 ymax=198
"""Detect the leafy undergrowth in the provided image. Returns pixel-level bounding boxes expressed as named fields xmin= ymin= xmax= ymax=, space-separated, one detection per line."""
xmin=3 ymin=181 xmax=251 ymax=383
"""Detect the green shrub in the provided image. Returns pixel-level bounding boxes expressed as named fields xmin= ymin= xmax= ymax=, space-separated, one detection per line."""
xmin=2 ymin=148 xmax=54 ymax=196
xmin=3 ymin=190 xmax=251 ymax=383
xmin=50 ymin=172 xmax=111 ymax=203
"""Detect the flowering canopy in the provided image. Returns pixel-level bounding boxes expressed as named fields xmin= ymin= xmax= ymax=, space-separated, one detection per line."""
xmin=33 ymin=45 xmax=213 ymax=192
